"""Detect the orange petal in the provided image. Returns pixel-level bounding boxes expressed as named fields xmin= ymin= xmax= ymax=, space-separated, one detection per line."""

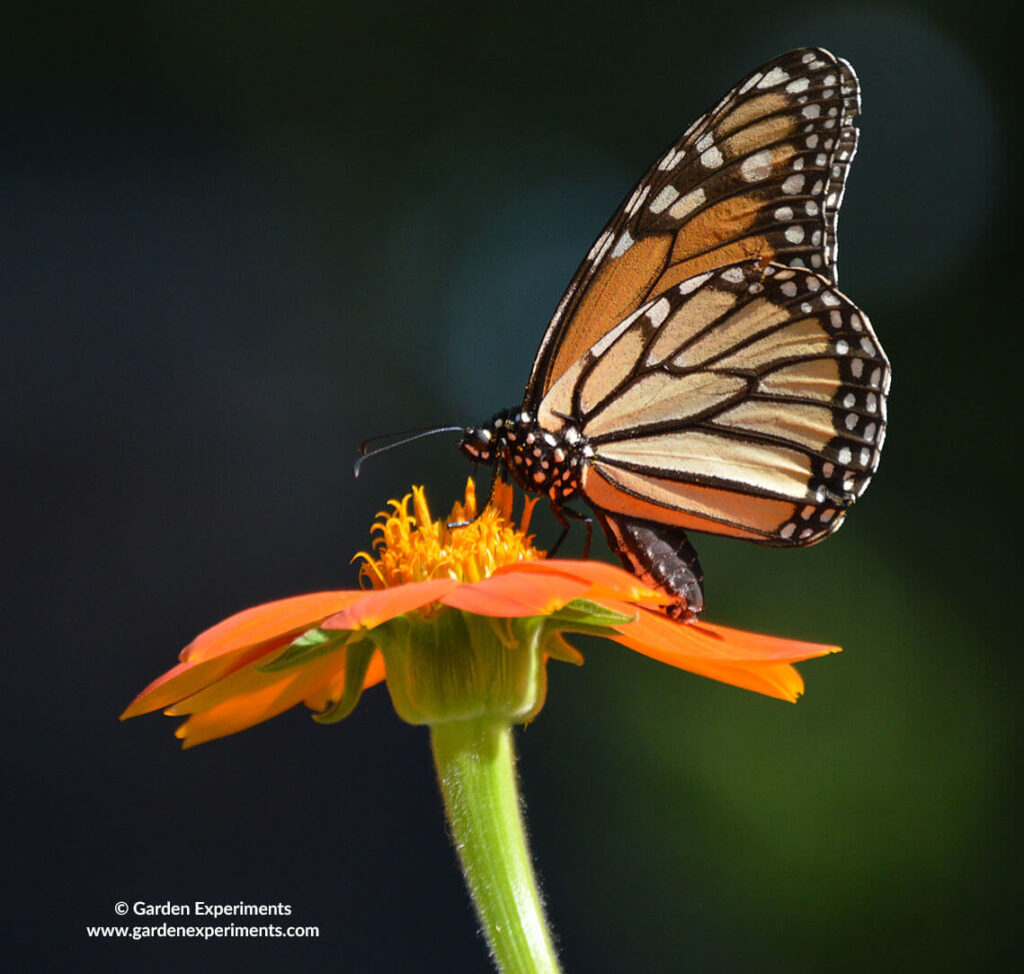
xmin=692 ymin=620 xmax=841 ymax=661
xmin=604 ymin=602 xmax=840 ymax=662
xmin=321 ymin=577 xmax=459 ymax=630
xmin=672 ymin=654 xmax=805 ymax=701
xmin=441 ymin=570 xmax=591 ymax=617
xmin=182 ymin=590 xmax=365 ymax=663
xmin=168 ymin=647 xmax=348 ymax=748
xmin=121 ymin=636 xmax=292 ymax=719
xmin=606 ymin=603 xmax=838 ymax=702
xmin=611 ymin=629 xmax=810 ymax=701
xmin=710 ymin=660 xmax=805 ymax=700
xmin=493 ymin=559 xmax=666 ymax=604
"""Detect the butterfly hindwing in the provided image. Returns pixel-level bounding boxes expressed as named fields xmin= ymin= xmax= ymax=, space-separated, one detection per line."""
xmin=526 ymin=48 xmax=860 ymax=407
xmin=539 ymin=260 xmax=889 ymax=546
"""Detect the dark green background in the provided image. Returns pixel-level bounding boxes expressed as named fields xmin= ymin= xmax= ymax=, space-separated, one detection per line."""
xmin=7 ymin=2 xmax=1019 ymax=971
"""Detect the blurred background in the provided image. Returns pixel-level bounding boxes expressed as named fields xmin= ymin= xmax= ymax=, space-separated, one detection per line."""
xmin=5 ymin=1 xmax=1019 ymax=970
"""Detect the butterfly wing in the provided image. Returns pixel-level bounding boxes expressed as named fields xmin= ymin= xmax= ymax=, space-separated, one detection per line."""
xmin=525 ymin=48 xmax=860 ymax=410
xmin=539 ymin=260 xmax=889 ymax=547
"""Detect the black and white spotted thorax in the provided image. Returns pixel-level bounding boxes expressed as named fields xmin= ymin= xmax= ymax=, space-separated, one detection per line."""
xmin=459 ymin=408 xmax=594 ymax=501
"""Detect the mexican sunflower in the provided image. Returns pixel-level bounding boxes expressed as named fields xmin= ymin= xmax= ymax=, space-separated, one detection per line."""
xmin=122 ymin=479 xmax=837 ymax=747
xmin=123 ymin=478 xmax=839 ymax=974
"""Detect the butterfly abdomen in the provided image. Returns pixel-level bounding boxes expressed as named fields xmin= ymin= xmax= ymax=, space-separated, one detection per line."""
xmin=596 ymin=512 xmax=705 ymax=617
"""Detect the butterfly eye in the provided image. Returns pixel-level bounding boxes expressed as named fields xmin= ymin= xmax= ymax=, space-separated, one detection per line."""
xmin=459 ymin=426 xmax=495 ymax=462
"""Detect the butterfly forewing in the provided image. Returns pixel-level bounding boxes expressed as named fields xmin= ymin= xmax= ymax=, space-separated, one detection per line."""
xmin=526 ymin=48 xmax=861 ymax=408
xmin=539 ymin=260 xmax=888 ymax=546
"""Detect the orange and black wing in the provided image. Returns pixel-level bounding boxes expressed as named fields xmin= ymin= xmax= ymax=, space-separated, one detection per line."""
xmin=539 ymin=260 xmax=889 ymax=546
xmin=525 ymin=48 xmax=860 ymax=409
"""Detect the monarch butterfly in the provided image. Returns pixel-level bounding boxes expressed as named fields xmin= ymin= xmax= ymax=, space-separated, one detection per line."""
xmin=456 ymin=48 xmax=889 ymax=619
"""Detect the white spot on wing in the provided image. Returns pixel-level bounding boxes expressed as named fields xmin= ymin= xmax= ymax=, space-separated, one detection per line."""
xmin=648 ymin=185 xmax=680 ymax=214
xmin=757 ymin=66 xmax=789 ymax=88
xmin=590 ymin=312 xmax=643 ymax=357
xmin=625 ymin=184 xmax=650 ymax=217
xmin=700 ymin=145 xmax=723 ymax=168
xmin=668 ymin=187 xmax=706 ymax=219
xmin=587 ymin=230 xmax=612 ymax=262
xmin=657 ymin=147 xmax=685 ymax=171
xmin=610 ymin=230 xmax=635 ymax=258
xmin=647 ymin=297 xmax=672 ymax=327
xmin=740 ymin=150 xmax=772 ymax=182
xmin=678 ymin=272 xmax=713 ymax=295
xmin=739 ymin=73 xmax=762 ymax=94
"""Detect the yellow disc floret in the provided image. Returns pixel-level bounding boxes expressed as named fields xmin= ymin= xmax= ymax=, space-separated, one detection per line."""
xmin=356 ymin=479 xmax=543 ymax=589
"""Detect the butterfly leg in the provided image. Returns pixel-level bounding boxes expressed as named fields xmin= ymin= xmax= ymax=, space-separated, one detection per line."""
xmin=596 ymin=511 xmax=705 ymax=618
xmin=546 ymin=503 xmax=593 ymax=558
xmin=547 ymin=505 xmax=570 ymax=557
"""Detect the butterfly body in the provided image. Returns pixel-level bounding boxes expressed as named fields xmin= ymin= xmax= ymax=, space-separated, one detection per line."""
xmin=458 ymin=49 xmax=890 ymax=618
xmin=460 ymin=408 xmax=591 ymax=503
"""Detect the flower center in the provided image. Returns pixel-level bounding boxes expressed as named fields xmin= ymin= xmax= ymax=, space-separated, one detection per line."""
xmin=356 ymin=479 xmax=543 ymax=589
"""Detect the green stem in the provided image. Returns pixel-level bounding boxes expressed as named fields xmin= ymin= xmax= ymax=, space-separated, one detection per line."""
xmin=430 ymin=718 xmax=561 ymax=974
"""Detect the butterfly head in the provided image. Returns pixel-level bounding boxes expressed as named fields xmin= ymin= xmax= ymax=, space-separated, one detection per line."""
xmin=458 ymin=408 xmax=516 ymax=466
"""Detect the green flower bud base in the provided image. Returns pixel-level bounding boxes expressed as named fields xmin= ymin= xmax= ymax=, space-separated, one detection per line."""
xmin=376 ymin=609 xmax=550 ymax=726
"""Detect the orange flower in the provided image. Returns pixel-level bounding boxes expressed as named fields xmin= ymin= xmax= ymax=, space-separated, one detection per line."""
xmin=122 ymin=479 xmax=838 ymax=747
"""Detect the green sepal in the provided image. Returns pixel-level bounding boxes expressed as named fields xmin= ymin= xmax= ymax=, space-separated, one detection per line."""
xmin=312 ymin=640 xmax=376 ymax=724
xmin=257 ymin=626 xmax=351 ymax=673
xmin=545 ymin=598 xmax=635 ymax=634
xmin=540 ymin=631 xmax=585 ymax=666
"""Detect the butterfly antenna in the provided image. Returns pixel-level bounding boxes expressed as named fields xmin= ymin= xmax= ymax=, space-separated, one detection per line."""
xmin=354 ymin=425 xmax=465 ymax=477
